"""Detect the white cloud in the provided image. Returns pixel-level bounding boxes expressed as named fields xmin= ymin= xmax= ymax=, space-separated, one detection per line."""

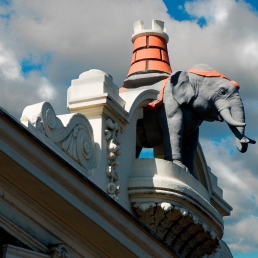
xmin=0 ymin=43 xmax=21 ymax=80
xmin=185 ymin=0 xmax=233 ymax=24
xmin=241 ymin=41 xmax=258 ymax=67
xmin=226 ymin=216 xmax=258 ymax=253
xmin=38 ymin=77 xmax=56 ymax=100
xmin=201 ymin=137 xmax=258 ymax=252
xmin=0 ymin=41 xmax=57 ymax=118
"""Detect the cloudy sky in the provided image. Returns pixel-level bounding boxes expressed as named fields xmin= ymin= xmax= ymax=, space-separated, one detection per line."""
xmin=0 ymin=0 xmax=258 ymax=257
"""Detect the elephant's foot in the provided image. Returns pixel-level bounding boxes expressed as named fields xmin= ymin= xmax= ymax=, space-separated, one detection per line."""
xmin=173 ymin=160 xmax=189 ymax=172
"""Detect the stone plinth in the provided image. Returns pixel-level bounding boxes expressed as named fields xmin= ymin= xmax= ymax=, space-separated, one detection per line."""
xmin=67 ymin=69 xmax=128 ymax=201
xmin=128 ymin=158 xmax=223 ymax=257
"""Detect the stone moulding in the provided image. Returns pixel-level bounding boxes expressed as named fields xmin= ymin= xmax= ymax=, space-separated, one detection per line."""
xmin=133 ymin=201 xmax=219 ymax=258
xmin=20 ymin=102 xmax=98 ymax=176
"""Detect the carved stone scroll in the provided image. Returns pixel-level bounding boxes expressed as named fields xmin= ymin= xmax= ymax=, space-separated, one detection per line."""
xmin=21 ymin=102 xmax=97 ymax=172
xmin=133 ymin=201 xmax=219 ymax=257
xmin=105 ymin=118 xmax=121 ymax=201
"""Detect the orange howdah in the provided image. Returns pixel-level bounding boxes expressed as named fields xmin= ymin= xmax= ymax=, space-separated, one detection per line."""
xmin=188 ymin=69 xmax=240 ymax=89
xmin=144 ymin=77 xmax=170 ymax=110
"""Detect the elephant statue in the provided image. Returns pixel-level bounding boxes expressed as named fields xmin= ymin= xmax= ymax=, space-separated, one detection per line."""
xmin=135 ymin=64 xmax=255 ymax=175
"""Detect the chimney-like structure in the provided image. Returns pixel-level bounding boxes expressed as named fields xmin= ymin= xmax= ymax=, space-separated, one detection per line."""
xmin=127 ymin=20 xmax=172 ymax=77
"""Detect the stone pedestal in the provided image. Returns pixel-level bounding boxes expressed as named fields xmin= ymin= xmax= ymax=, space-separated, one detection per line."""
xmin=67 ymin=69 xmax=128 ymax=201
xmin=128 ymin=159 xmax=224 ymax=257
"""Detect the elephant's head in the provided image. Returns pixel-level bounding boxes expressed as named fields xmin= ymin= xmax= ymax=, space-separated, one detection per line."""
xmin=171 ymin=64 xmax=255 ymax=152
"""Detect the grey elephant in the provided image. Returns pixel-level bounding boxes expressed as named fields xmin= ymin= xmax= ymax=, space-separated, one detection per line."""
xmin=135 ymin=64 xmax=255 ymax=175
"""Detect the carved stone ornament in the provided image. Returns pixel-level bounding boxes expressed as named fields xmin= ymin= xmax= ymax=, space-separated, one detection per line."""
xmin=133 ymin=202 xmax=220 ymax=258
xmin=105 ymin=118 xmax=121 ymax=201
xmin=20 ymin=102 xmax=97 ymax=172
xmin=48 ymin=244 xmax=77 ymax=258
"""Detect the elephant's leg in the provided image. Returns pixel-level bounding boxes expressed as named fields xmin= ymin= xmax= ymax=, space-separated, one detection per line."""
xmin=153 ymin=144 xmax=164 ymax=159
xmin=157 ymin=104 xmax=186 ymax=169
xmin=182 ymin=128 xmax=199 ymax=177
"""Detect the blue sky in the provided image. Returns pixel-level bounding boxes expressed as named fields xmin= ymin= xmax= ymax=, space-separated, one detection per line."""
xmin=163 ymin=0 xmax=258 ymax=21
xmin=0 ymin=0 xmax=258 ymax=257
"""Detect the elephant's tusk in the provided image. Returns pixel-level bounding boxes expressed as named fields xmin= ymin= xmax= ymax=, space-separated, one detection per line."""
xmin=219 ymin=108 xmax=246 ymax=127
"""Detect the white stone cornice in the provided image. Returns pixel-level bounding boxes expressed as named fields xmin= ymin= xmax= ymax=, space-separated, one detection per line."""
xmin=0 ymin=108 xmax=177 ymax=258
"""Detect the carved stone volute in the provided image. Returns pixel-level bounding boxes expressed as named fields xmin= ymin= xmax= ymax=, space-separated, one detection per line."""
xmin=21 ymin=102 xmax=99 ymax=176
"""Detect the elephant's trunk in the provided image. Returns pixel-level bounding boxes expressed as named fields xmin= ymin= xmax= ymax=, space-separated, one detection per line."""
xmin=228 ymin=98 xmax=248 ymax=152
xmin=216 ymin=97 xmax=255 ymax=152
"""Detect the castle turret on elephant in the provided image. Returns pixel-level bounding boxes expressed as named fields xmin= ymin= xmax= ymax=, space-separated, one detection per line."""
xmin=135 ymin=64 xmax=255 ymax=175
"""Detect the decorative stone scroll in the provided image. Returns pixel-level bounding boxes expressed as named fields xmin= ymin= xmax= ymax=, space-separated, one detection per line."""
xmin=20 ymin=102 xmax=97 ymax=172
xmin=133 ymin=202 xmax=219 ymax=258
xmin=105 ymin=118 xmax=121 ymax=201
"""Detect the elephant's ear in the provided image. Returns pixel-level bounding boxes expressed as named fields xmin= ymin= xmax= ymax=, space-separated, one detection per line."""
xmin=171 ymin=71 xmax=195 ymax=105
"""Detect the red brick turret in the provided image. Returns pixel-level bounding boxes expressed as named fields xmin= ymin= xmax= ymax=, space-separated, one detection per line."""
xmin=127 ymin=20 xmax=172 ymax=77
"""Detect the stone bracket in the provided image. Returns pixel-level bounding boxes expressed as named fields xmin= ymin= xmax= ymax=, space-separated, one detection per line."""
xmin=134 ymin=201 xmax=219 ymax=258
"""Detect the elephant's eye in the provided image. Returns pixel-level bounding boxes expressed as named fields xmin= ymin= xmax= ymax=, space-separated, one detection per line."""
xmin=219 ymin=88 xmax=227 ymax=95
